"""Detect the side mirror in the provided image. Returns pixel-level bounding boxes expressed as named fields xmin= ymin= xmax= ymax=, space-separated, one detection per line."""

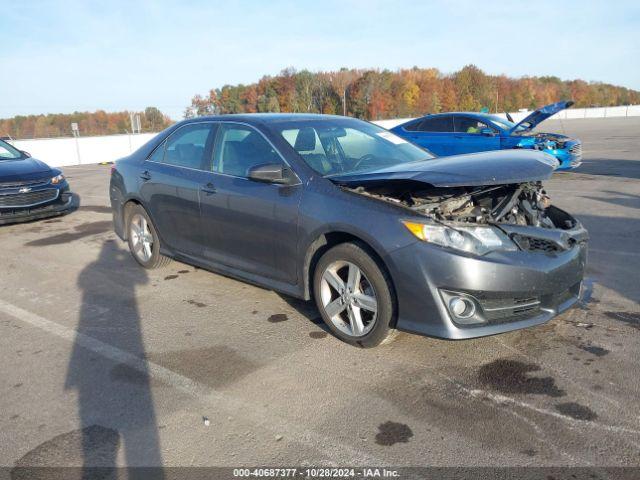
xmin=22 ymin=150 xmax=32 ymax=158
xmin=480 ymin=128 xmax=495 ymax=136
xmin=247 ymin=163 xmax=294 ymax=184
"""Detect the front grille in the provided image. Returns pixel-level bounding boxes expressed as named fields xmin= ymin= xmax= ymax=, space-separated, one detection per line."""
xmin=513 ymin=234 xmax=560 ymax=254
xmin=568 ymin=143 xmax=582 ymax=164
xmin=0 ymin=177 xmax=51 ymax=188
xmin=480 ymin=296 xmax=541 ymax=324
xmin=569 ymin=143 xmax=582 ymax=155
xmin=0 ymin=189 xmax=58 ymax=208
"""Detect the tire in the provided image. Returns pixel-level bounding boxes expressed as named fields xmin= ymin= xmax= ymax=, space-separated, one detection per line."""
xmin=126 ymin=204 xmax=172 ymax=269
xmin=313 ymin=241 xmax=397 ymax=348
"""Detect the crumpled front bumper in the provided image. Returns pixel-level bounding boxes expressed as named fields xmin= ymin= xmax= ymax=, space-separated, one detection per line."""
xmin=385 ymin=224 xmax=588 ymax=339
xmin=547 ymin=140 xmax=582 ymax=170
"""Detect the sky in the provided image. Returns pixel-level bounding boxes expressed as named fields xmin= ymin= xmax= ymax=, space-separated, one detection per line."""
xmin=1 ymin=0 xmax=639 ymax=120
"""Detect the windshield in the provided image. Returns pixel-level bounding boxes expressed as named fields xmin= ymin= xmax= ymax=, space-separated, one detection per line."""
xmin=484 ymin=115 xmax=527 ymax=133
xmin=0 ymin=139 xmax=23 ymax=160
xmin=273 ymin=118 xmax=434 ymax=176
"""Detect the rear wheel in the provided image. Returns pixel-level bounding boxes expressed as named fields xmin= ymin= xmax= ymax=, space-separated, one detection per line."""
xmin=313 ymin=242 xmax=396 ymax=347
xmin=126 ymin=204 xmax=172 ymax=269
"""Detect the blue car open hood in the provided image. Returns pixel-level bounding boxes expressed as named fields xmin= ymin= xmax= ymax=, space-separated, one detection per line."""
xmin=508 ymin=101 xmax=574 ymax=134
xmin=330 ymin=149 xmax=558 ymax=188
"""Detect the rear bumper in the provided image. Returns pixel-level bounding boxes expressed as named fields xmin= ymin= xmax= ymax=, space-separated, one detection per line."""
xmin=387 ymin=234 xmax=587 ymax=339
xmin=109 ymin=185 xmax=126 ymax=240
xmin=0 ymin=191 xmax=78 ymax=225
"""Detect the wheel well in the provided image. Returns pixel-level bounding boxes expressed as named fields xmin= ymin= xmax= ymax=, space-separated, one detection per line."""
xmin=304 ymin=232 xmax=396 ymax=312
xmin=120 ymin=199 xmax=142 ymax=240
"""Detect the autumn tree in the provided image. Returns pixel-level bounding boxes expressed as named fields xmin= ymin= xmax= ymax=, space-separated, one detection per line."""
xmin=0 ymin=108 xmax=172 ymax=139
xmin=185 ymin=66 xmax=640 ymax=121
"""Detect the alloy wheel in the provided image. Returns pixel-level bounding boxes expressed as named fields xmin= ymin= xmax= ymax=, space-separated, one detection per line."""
xmin=130 ymin=213 xmax=154 ymax=262
xmin=320 ymin=261 xmax=378 ymax=337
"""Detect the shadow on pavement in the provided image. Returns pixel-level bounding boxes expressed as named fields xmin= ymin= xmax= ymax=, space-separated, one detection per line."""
xmin=576 ymin=213 xmax=640 ymax=306
xmin=62 ymin=242 xmax=163 ymax=477
xmin=576 ymin=159 xmax=640 ymax=180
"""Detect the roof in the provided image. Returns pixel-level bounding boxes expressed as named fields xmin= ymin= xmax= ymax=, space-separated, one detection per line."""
xmin=183 ymin=113 xmax=349 ymax=126
xmin=393 ymin=111 xmax=503 ymax=130
xmin=416 ymin=112 xmax=494 ymax=118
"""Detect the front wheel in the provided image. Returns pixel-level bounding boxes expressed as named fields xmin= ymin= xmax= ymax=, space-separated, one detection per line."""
xmin=313 ymin=242 xmax=397 ymax=347
xmin=126 ymin=204 xmax=172 ymax=269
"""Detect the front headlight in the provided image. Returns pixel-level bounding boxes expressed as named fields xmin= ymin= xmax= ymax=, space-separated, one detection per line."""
xmin=51 ymin=174 xmax=65 ymax=184
xmin=402 ymin=221 xmax=517 ymax=256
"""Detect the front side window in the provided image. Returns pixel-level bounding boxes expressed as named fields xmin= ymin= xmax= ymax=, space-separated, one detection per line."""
xmin=416 ymin=116 xmax=454 ymax=133
xmin=453 ymin=117 xmax=493 ymax=134
xmin=213 ymin=124 xmax=282 ymax=177
xmin=163 ymin=123 xmax=214 ymax=170
xmin=0 ymin=139 xmax=22 ymax=160
xmin=148 ymin=141 xmax=166 ymax=163
xmin=276 ymin=118 xmax=434 ymax=177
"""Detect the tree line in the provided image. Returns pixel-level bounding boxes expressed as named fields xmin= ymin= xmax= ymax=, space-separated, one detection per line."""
xmin=186 ymin=65 xmax=640 ymax=120
xmin=0 ymin=107 xmax=172 ymax=140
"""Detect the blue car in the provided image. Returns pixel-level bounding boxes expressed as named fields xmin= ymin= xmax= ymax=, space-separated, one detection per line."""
xmin=0 ymin=139 xmax=75 ymax=225
xmin=391 ymin=101 xmax=582 ymax=170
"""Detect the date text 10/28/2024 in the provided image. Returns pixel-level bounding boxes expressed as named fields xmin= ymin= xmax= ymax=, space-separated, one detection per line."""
xmin=233 ymin=468 xmax=400 ymax=478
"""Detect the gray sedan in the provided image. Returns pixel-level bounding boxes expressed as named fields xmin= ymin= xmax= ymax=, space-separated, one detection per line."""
xmin=109 ymin=114 xmax=587 ymax=347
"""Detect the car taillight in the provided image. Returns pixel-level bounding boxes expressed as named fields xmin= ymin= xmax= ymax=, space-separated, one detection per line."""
xmin=110 ymin=165 xmax=117 ymax=175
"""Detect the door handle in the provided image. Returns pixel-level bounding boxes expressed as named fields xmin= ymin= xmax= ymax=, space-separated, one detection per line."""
xmin=140 ymin=170 xmax=151 ymax=181
xmin=201 ymin=182 xmax=216 ymax=195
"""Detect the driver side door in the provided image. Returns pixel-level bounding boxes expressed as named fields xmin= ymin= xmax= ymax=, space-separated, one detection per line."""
xmin=198 ymin=122 xmax=302 ymax=284
xmin=451 ymin=116 xmax=500 ymax=155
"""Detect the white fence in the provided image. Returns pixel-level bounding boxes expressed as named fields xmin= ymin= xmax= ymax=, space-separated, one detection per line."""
xmin=12 ymin=133 xmax=157 ymax=169
xmin=7 ymin=104 xmax=640 ymax=168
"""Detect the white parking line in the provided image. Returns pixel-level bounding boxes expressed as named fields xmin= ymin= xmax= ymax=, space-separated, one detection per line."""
xmin=0 ymin=298 xmax=383 ymax=465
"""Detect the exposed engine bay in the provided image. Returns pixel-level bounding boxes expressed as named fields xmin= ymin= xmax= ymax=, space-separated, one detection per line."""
xmin=524 ymin=132 xmax=572 ymax=151
xmin=346 ymin=181 xmax=577 ymax=230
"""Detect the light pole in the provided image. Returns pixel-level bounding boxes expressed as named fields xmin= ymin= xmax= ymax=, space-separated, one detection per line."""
xmin=71 ymin=122 xmax=81 ymax=165
xmin=330 ymin=75 xmax=349 ymax=116
xmin=343 ymin=87 xmax=347 ymax=116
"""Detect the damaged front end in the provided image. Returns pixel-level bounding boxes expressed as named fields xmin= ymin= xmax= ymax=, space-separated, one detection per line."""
xmin=343 ymin=179 xmax=588 ymax=256
xmin=341 ymin=177 xmax=588 ymax=332
xmin=515 ymin=133 xmax=582 ymax=169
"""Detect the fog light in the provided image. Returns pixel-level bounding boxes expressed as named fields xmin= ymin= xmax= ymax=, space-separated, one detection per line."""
xmin=449 ymin=297 xmax=475 ymax=319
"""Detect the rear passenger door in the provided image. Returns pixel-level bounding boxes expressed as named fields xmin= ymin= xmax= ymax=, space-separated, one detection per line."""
xmin=401 ymin=116 xmax=454 ymax=156
xmin=198 ymin=122 xmax=302 ymax=284
xmin=452 ymin=116 xmax=500 ymax=155
xmin=138 ymin=122 xmax=216 ymax=256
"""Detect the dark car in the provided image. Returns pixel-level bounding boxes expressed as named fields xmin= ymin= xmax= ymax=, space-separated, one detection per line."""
xmin=0 ymin=139 xmax=75 ymax=225
xmin=391 ymin=101 xmax=582 ymax=170
xmin=109 ymin=114 xmax=587 ymax=347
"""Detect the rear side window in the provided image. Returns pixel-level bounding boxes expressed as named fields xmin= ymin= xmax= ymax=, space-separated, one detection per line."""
xmin=213 ymin=124 xmax=282 ymax=178
xmin=415 ymin=116 xmax=454 ymax=133
xmin=402 ymin=120 xmax=424 ymax=132
xmin=453 ymin=117 xmax=493 ymax=134
xmin=163 ymin=123 xmax=214 ymax=170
